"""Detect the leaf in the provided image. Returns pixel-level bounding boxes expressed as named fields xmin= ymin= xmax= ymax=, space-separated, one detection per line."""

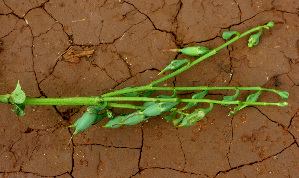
xmin=164 ymin=111 xmax=177 ymax=122
xmin=222 ymin=31 xmax=240 ymax=40
xmin=274 ymin=90 xmax=289 ymax=100
xmin=159 ymin=59 xmax=190 ymax=75
xmin=221 ymin=89 xmax=239 ymax=106
xmin=229 ymin=91 xmax=262 ymax=116
xmin=173 ymin=114 xmax=184 ymax=126
xmin=11 ymin=104 xmax=25 ymax=116
xmin=182 ymin=90 xmax=208 ymax=110
xmin=9 ymin=81 xmax=26 ymax=104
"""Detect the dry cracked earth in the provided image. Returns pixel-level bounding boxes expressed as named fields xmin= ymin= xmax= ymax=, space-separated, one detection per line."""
xmin=0 ymin=0 xmax=298 ymax=177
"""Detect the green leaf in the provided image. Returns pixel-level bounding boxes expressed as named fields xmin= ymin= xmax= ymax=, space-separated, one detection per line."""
xmin=182 ymin=90 xmax=208 ymax=110
xmin=266 ymin=22 xmax=274 ymax=28
xmin=173 ymin=114 xmax=184 ymax=126
xmin=9 ymin=81 xmax=26 ymax=104
xmin=164 ymin=111 xmax=177 ymax=122
xmin=140 ymin=90 xmax=155 ymax=97
xmin=159 ymin=59 xmax=190 ymax=75
xmin=12 ymin=104 xmax=25 ymax=116
xmin=157 ymin=90 xmax=177 ymax=98
xmin=221 ymin=89 xmax=239 ymax=106
xmin=69 ymin=112 xmax=98 ymax=135
xmin=229 ymin=91 xmax=262 ymax=116
xmin=274 ymin=90 xmax=289 ymax=100
xmin=222 ymin=31 xmax=240 ymax=40
xmin=93 ymin=112 xmax=107 ymax=125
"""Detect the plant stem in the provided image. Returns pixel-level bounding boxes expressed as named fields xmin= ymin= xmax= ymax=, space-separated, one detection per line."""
xmin=101 ymin=86 xmax=283 ymax=97
xmin=14 ymin=96 xmax=286 ymax=107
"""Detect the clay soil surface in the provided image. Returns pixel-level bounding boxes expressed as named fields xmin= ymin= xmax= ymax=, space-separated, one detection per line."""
xmin=0 ymin=0 xmax=298 ymax=177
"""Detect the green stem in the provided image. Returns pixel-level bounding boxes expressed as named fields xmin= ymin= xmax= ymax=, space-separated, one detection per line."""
xmin=101 ymin=86 xmax=283 ymax=97
xmin=17 ymin=96 xmax=287 ymax=107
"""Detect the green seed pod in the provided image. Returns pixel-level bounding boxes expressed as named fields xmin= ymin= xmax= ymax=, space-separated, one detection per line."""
xmin=178 ymin=103 xmax=213 ymax=127
xmin=274 ymin=90 xmax=289 ymax=100
xmin=93 ymin=112 xmax=107 ymax=125
xmin=248 ymin=30 xmax=262 ymax=47
xmin=102 ymin=116 xmax=125 ymax=128
xmin=168 ymin=46 xmax=211 ymax=56
xmin=182 ymin=90 xmax=208 ymax=110
xmin=222 ymin=31 xmax=240 ymax=40
xmin=143 ymin=102 xmax=180 ymax=117
xmin=181 ymin=46 xmax=211 ymax=56
xmin=120 ymin=112 xmax=148 ymax=126
xmin=221 ymin=89 xmax=239 ymax=106
xmin=159 ymin=59 xmax=190 ymax=75
xmin=69 ymin=112 xmax=97 ymax=135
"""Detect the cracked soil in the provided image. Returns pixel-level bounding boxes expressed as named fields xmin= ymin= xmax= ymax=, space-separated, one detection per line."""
xmin=0 ymin=0 xmax=298 ymax=177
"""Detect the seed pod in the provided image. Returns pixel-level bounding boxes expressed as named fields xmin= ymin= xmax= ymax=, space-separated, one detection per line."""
xmin=159 ymin=59 xmax=190 ymax=75
xmin=221 ymin=89 xmax=239 ymax=106
xmin=168 ymin=46 xmax=211 ymax=56
xmin=120 ymin=112 xmax=148 ymax=126
xmin=178 ymin=103 xmax=213 ymax=127
xmin=102 ymin=116 xmax=125 ymax=128
xmin=222 ymin=31 xmax=240 ymax=40
xmin=69 ymin=112 xmax=97 ymax=135
xmin=142 ymin=101 xmax=180 ymax=117
xmin=92 ymin=112 xmax=107 ymax=125
xmin=248 ymin=30 xmax=262 ymax=47
xmin=181 ymin=90 xmax=208 ymax=110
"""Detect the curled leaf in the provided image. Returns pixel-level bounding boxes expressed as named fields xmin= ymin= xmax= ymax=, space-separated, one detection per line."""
xmin=181 ymin=90 xmax=208 ymax=110
xmin=12 ymin=104 xmax=25 ymax=116
xmin=164 ymin=111 xmax=177 ymax=122
xmin=222 ymin=31 xmax=240 ymax=40
xmin=221 ymin=89 xmax=239 ymax=106
xmin=173 ymin=114 xmax=184 ymax=126
xmin=274 ymin=90 xmax=289 ymax=100
xmin=168 ymin=46 xmax=211 ymax=56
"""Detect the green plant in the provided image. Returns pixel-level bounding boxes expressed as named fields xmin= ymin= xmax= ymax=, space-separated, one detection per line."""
xmin=0 ymin=22 xmax=289 ymax=135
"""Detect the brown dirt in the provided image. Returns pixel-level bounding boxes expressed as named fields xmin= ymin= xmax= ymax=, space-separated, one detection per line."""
xmin=0 ymin=0 xmax=298 ymax=177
